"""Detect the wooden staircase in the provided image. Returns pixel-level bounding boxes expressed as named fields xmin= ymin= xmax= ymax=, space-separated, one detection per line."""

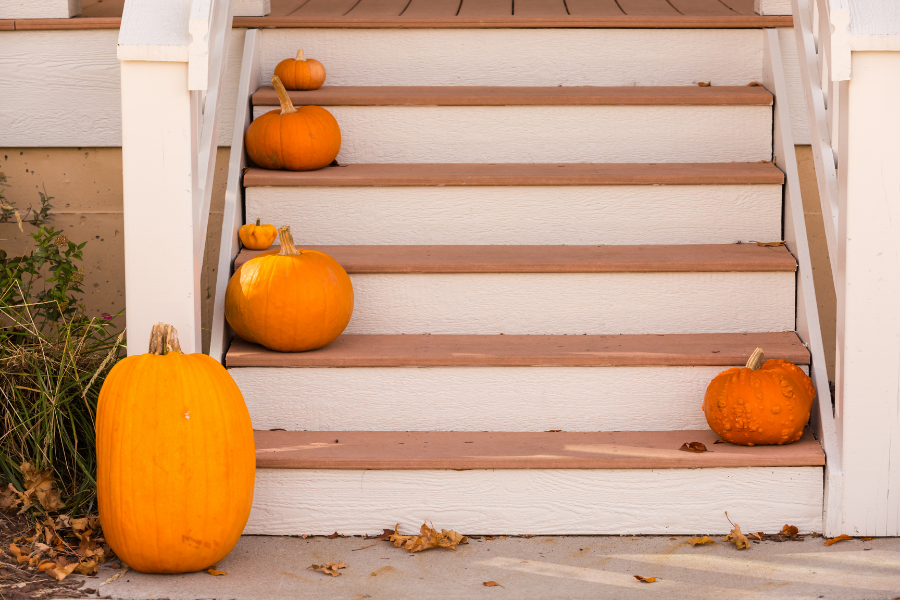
xmin=224 ymin=13 xmax=826 ymax=535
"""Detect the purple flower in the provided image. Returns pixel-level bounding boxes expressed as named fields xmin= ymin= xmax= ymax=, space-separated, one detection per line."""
xmin=101 ymin=313 xmax=112 ymax=321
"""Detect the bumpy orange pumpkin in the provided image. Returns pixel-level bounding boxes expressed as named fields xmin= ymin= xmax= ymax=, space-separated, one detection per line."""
xmin=703 ymin=348 xmax=815 ymax=446
xmin=245 ymin=76 xmax=341 ymax=171
xmin=239 ymin=218 xmax=277 ymax=250
xmin=225 ymin=226 xmax=354 ymax=352
xmin=274 ymin=49 xmax=326 ymax=90
xmin=96 ymin=323 xmax=255 ymax=573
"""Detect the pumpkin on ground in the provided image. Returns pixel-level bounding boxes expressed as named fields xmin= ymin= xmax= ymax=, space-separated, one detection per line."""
xmin=96 ymin=323 xmax=256 ymax=574
xmin=702 ymin=347 xmax=815 ymax=446
xmin=245 ymin=76 xmax=341 ymax=171
xmin=274 ymin=49 xmax=326 ymax=90
xmin=225 ymin=225 xmax=353 ymax=352
xmin=239 ymin=218 xmax=277 ymax=250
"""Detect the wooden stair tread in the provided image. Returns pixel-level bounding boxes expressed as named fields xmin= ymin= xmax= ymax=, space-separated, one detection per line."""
xmin=244 ymin=162 xmax=785 ymax=188
xmin=234 ymin=244 xmax=797 ymax=273
xmin=252 ymin=85 xmax=773 ymax=107
xmin=226 ymin=332 xmax=810 ymax=368
xmin=254 ymin=429 xmax=825 ymax=470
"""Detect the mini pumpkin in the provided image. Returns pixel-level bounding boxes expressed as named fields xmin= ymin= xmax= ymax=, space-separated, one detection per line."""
xmin=702 ymin=348 xmax=815 ymax=446
xmin=239 ymin=218 xmax=277 ymax=250
xmin=97 ymin=323 xmax=255 ymax=573
xmin=274 ymin=49 xmax=326 ymax=90
xmin=245 ymin=76 xmax=341 ymax=171
xmin=225 ymin=225 xmax=353 ymax=352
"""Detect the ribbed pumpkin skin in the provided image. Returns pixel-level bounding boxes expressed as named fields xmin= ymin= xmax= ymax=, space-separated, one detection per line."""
xmin=96 ymin=352 xmax=256 ymax=573
xmin=245 ymin=106 xmax=341 ymax=171
xmin=702 ymin=358 xmax=815 ymax=446
xmin=225 ymin=248 xmax=354 ymax=352
xmin=239 ymin=220 xmax=277 ymax=250
xmin=274 ymin=57 xmax=326 ymax=90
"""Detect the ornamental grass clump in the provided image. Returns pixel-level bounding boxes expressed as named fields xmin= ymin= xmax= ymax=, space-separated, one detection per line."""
xmin=0 ymin=188 xmax=123 ymax=516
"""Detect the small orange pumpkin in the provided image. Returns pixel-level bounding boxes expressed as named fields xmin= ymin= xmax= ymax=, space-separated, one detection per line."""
xmin=274 ymin=49 xmax=326 ymax=90
xmin=225 ymin=226 xmax=353 ymax=352
xmin=97 ymin=323 xmax=255 ymax=573
xmin=245 ymin=76 xmax=341 ymax=171
xmin=239 ymin=218 xmax=277 ymax=250
xmin=703 ymin=348 xmax=815 ymax=446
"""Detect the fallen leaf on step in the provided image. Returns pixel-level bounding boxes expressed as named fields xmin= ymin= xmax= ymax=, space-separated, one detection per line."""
xmin=861 ymin=537 xmax=874 ymax=541
xmin=756 ymin=241 xmax=786 ymax=247
xmin=713 ymin=439 xmax=726 ymax=444
xmin=749 ymin=532 xmax=764 ymax=541
xmin=207 ymin=568 xmax=227 ymax=576
xmin=780 ymin=524 xmax=799 ymax=538
xmin=634 ymin=575 xmax=657 ymax=582
xmin=679 ymin=442 xmax=708 ymax=453
xmin=327 ymin=532 xmax=346 ymax=539
xmin=724 ymin=524 xmax=750 ymax=550
xmin=687 ymin=536 xmax=715 ymax=546
xmin=308 ymin=562 xmax=347 ymax=577
xmin=825 ymin=534 xmax=853 ymax=546
xmin=39 ymin=560 xmax=78 ymax=581
xmin=388 ymin=523 xmax=468 ymax=552
xmin=379 ymin=528 xmax=395 ymax=541
xmin=484 ymin=581 xmax=504 ymax=588
xmin=698 ymin=81 xmax=711 ymax=87
xmin=748 ymin=81 xmax=763 ymax=86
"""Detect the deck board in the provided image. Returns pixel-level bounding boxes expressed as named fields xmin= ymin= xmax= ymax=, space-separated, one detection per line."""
xmin=616 ymin=0 xmax=679 ymax=15
xmin=514 ymin=0 xmax=569 ymax=16
xmin=346 ymin=0 xmax=414 ymax=17
xmin=401 ymin=0 xmax=463 ymax=16
xmin=564 ymin=0 xmax=625 ymax=16
xmin=254 ymin=429 xmax=826 ymax=470
xmin=669 ymin=0 xmax=736 ymax=15
xmin=457 ymin=0 xmax=514 ymax=17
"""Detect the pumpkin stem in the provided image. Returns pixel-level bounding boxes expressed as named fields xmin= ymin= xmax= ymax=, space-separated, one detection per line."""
xmin=296 ymin=49 xmax=305 ymax=61
xmin=277 ymin=226 xmax=302 ymax=256
xmin=255 ymin=218 xmax=261 ymax=226
xmin=149 ymin=322 xmax=183 ymax=355
xmin=271 ymin=76 xmax=298 ymax=115
xmin=745 ymin=347 xmax=765 ymax=370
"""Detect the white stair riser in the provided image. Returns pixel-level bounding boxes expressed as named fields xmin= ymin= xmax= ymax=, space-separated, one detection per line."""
xmin=247 ymin=467 xmax=823 ymax=535
xmin=252 ymin=105 xmax=772 ymax=164
xmin=247 ymin=185 xmax=783 ymax=246
xmin=259 ymin=28 xmax=763 ymax=87
xmin=233 ymin=364 xmax=808 ymax=432
xmin=338 ymin=272 xmax=795 ymax=335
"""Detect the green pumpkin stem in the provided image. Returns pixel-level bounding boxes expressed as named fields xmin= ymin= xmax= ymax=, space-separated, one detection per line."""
xmin=277 ymin=226 xmax=302 ymax=256
xmin=271 ymin=76 xmax=298 ymax=115
xmin=296 ymin=49 xmax=305 ymax=61
xmin=745 ymin=347 xmax=765 ymax=370
xmin=149 ymin=322 xmax=183 ymax=355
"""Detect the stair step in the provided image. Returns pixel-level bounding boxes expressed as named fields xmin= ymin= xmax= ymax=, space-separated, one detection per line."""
xmin=252 ymin=85 xmax=773 ymax=107
xmin=243 ymin=162 xmax=784 ymax=187
xmin=227 ymin=332 xmax=809 ymax=368
xmin=255 ymin=429 xmax=825 ymax=470
xmin=234 ymin=243 xmax=797 ymax=273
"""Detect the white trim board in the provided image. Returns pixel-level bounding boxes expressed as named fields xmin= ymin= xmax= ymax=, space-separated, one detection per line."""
xmin=247 ymin=184 xmax=783 ymax=246
xmin=234 ymin=0 xmax=269 ymax=17
xmin=341 ymin=272 xmax=796 ymax=335
xmin=247 ymin=467 xmax=824 ymax=535
xmin=756 ymin=0 xmax=791 ymax=15
xmin=0 ymin=0 xmax=80 ymax=19
xmin=251 ymin=105 xmax=773 ymax=164
xmin=231 ymin=364 xmax=809 ymax=433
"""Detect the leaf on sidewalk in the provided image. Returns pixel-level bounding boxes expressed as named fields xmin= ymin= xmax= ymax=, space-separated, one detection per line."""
xmin=679 ymin=442 xmax=708 ymax=453
xmin=756 ymin=241 xmax=786 ymax=247
xmin=484 ymin=581 xmax=504 ymax=588
xmin=779 ymin=525 xmax=799 ymax=538
xmin=388 ymin=523 xmax=468 ymax=553
xmin=308 ymin=562 xmax=347 ymax=577
xmin=634 ymin=575 xmax=657 ymax=582
xmin=686 ymin=536 xmax=715 ymax=546
xmin=825 ymin=534 xmax=853 ymax=547
xmin=724 ymin=523 xmax=750 ymax=550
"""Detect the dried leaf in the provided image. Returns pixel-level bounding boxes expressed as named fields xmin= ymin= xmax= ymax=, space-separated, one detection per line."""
xmin=686 ymin=536 xmax=715 ymax=546
xmin=18 ymin=462 xmax=64 ymax=511
xmin=327 ymin=532 xmax=346 ymax=539
xmin=724 ymin=523 xmax=750 ymax=550
xmin=861 ymin=537 xmax=874 ymax=541
xmin=380 ymin=528 xmax=395 ymax=541
xmin=756 ymin=241 xmax=786 ymax=247
xmin=713 ymin=439 xmax=726 ymax=444
xmin=308 ymin=562 xmax=347 ymax=577
xmin=100 ymin=567 xmax=130 ymax=586
xmin=634 ymin=575 xmax=657 ymax=582
xmin=779 ymin=524 xmax=799 ymax=538
xmin=748 ymin=81 xmax=763 ymax=86
xmin=42 ymin=561 xmax=78 ymax=581
xmin=679 ymin=442 xmax=708 ymax=453
xmin=749 ymin=532 xmax=764 ymax=541
xmin=0 ymin=483 xmax=22 ymax=510
xmin=207 ymin=568 xmax=227 ymax=576
xmin=390 ymin=523 xmax=468 ymax=553
xmin=484 ymin=581 xmax=504 ymax=588
xmin=75 ymin=560 xmax=98 ymax=576
xmin=698 ymin=81 xmax=711 ymax=87
xmin=825 ymin=534 xmax=852 ymax=546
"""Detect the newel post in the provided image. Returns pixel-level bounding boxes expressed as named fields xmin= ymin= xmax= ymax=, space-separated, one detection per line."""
xmin=832 ymin=0 xmax=900 ymax=536
xmin=118 ymin=0 xmax=202 ymax=354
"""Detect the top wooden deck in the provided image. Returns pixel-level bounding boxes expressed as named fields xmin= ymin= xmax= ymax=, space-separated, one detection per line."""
xmin=5 ymin=0 xmax=792 ymax=30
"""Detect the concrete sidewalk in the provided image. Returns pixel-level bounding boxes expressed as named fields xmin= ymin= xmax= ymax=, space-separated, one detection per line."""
xmin=86 ymin=534 xmax=900 ymax=600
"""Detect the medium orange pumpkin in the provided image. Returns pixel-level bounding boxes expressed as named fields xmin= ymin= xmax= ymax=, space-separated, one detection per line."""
xmin=245 ymin=76 xmax=341 ymax=171
xmin=225 ymin=226 xmax=354 ymax=352
xmin=239 ymin=218 xmax=277 ymax=250
xmin=96 ymin=323 xmax=255 ymax=573
xmin=703 ymin=348 xmax=815 ymax=446
xmin=274 ymin=49 xmax=326 ymax=90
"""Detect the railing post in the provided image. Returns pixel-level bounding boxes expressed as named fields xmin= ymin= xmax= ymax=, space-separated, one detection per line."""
xmin=118 ymin=0 xmax=206 ymax=354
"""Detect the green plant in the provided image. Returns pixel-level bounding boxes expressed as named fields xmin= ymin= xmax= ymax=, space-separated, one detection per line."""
xmin=0 ymin=186 xmax=123 ymax=516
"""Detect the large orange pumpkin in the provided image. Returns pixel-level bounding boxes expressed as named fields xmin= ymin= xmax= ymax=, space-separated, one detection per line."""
xmin=225 ymin=226 xmax=354 ymax=352
xmin=96 ymin=323 xmax=255 ymax=573
xmin=703 ymin=348 xmax=815 ymax=446
xmin=274 ymin=49 xmax=326 ymax=90
xmin=245 ymin=76 xmax=341 ymax=171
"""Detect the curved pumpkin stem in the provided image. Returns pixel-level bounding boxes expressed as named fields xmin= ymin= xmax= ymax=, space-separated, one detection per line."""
xmin=271 ymin=76 xmax=298 ymax=115
xmin=149 ymin=322 xmax=183 ymax=355
xmin=296 ymin=49 xmax=305 ymax=61
xmin=277 ymin=226 xmax=302 ymax=256
xmin=745 ymin=347 xmax=765 ymax=370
